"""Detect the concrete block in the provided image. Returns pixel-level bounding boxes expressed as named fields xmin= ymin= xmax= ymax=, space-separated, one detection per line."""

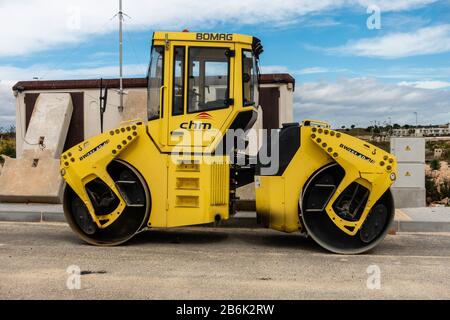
xmin=0 ymin=93 xmax=73 ymax=204
xmin=0 ymin=157 xmax=65 ymax=204
xmin=222 ymin=211 xmax=259 ymax=229
xmin=402 ymin=207 xmax=450 ymax=221
xmin=236 ymin=183 xmax=256 ymax=201
xmin=392 ymin=187 xmax=426 ymax=208
xmin=23 ymin=93 xmax=73 ymax=158
xmin=122 ymin=90 xmax=147 ymax=121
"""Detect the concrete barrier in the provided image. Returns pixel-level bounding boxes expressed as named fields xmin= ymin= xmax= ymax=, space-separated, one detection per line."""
xmin=0 ymin=93 xmax=73 ymax=204
xmin=0 ymin=157 xmax=65 ymax=204
xmin=23 ymin=94 xmax=73 ymax=158
xmin=122 ymin=90 xmax=147 ymax=121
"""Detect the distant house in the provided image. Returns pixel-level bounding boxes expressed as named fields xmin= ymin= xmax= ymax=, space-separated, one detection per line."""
xmin=393 ymin=124 xmax=450 ymax=137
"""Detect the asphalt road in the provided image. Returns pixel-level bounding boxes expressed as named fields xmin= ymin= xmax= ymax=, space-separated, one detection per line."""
xmin=0 ymin=222 xmax=449 ymax=300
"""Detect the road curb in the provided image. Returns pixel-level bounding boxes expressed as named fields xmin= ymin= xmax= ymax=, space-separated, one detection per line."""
xmin=0 ymin=211 xmax=42 ymax=223
xmin=0 ymin=204 xmax=65 ymax=224
xmin=398 ymin=221 xmax=450 ymax=233
xmin=42 ymin=212 xmax=66 ymax=223
xmin=1 ymin=206 xmax=450 ymax=233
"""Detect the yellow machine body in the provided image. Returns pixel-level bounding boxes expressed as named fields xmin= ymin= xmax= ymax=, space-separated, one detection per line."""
xmin=61 ymin=31 xmax=398 ymax=253
xmin=61 ymin=121 xmax=231 ymax=231
xmin=256 ymin=123 xmax=397 ymax=235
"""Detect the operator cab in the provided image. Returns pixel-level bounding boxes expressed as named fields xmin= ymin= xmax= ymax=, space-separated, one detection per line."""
xmin=146 ymin=31 xmax=263 ymax=153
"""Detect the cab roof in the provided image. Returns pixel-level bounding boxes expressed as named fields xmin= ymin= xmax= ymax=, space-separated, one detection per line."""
xmin=153 ymin=31 xmax=255 ymax=45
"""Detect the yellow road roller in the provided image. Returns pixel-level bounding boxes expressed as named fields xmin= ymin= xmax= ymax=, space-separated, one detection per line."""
xmin=61 ymin=31 xmax=398 ymax=254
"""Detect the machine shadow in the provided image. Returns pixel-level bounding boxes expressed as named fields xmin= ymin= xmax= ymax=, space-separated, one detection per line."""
xmin=256 ymin=233 xmax=325 ymax=252
xmin=128 ymin=227 xmax=324 ymax=253
xmin=129 ymin=228 xmax=229 ymax=245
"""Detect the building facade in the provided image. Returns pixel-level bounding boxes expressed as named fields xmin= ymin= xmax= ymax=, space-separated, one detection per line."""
xmin=393 ymin=124 xmax=450 ymax=137
xmin=13 ymin=74 xmax=295 ymax=157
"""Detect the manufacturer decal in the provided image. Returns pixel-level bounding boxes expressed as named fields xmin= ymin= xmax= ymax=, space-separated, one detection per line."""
xmin=196 ymin=33 xmax=233 ymax=41
xmin=79 ymin=140 xmax=110 ymax=161
xmin=180 ymin=121 xmax=212 ymax=130
xmin=196 ymin=112 xmax=213 ymax=120
xmin=340 ymin=144 xmax=375 ymax=164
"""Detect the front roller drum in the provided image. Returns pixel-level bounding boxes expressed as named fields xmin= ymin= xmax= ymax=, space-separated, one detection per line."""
xmin=301 ymin=164 xmax=395 ymax=254
xmin=63 ymin=160 xmax=151 ymax=246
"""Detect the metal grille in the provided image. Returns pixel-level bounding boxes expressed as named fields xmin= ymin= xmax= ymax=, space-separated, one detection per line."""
xmin=211 ymin=164 xmax=227 ymax=206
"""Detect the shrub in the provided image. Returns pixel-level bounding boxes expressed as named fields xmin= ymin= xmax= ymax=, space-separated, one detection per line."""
xmin=0 ymin=139 xmax=16 ymax=165
xmin=440 ymin=179 xmax=450 ymax=200
xmin=426 ymin=176 xmax=440 ymax=204
xmin=430 ymin=159 xmax=441 ymax=171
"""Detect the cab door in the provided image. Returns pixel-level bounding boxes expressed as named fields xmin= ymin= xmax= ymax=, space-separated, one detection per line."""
xmin=167 ymin=42 xmax=235 ymax=148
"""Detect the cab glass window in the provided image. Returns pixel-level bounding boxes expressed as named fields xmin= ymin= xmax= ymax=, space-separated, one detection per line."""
xmin=188 ymin=47 xmax=230 ymax=113
xmin=172 ymin=46 xmax=185 ymax=116
xmin=147 ymin=46 xmax=164 ymax=120
xmin=242 ymin=50 xmax=258 ymax=107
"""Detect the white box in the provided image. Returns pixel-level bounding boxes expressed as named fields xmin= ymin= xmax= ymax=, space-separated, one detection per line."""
xmin=393 ymin=163 xmax=425 ymax=189
xmin=391 ymin=138 xmax=425 ymax=163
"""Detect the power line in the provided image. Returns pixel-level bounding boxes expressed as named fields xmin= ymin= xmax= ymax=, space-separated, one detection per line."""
xmin=39 ymin=18 xmax=116 ymax=80
xmin=123 ymin=20 xmax=148 ymax=75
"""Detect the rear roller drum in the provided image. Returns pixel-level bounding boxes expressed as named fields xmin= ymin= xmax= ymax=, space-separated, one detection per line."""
xmin=301 ymin=164 xmax=394 ymax=254
xmin=63 ymin=160 xmax=151 ymax=246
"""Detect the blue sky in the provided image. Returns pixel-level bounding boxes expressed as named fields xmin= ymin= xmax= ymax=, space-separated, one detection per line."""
xmin=1 ymin=0 xmax=450 ymax=129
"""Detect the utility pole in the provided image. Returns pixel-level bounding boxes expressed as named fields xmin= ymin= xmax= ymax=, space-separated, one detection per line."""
xmin=118 ymin=0 xmax=124 ymax=113
xmin=388 ymin=117 xmax=392 ymax=137
xmin=413 ymin=112 xmax=418 ymax=138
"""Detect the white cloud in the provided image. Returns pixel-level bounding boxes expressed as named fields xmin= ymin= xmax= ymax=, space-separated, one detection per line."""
xmin=399 ymin=80 xmax=450 ymax=90
xmin=0 ymin=64 xmax=147 ymax=82
xmin=300 ymin=17 xmax=341 ymax=28
xmin=0 ymin=63 xmax=147 ymax=128
xmin=260 ymin=65 xmax=290 ymax=74
xmin=364 ymin=67 xmax=450 ymax=80
xmin=354 ymin=0 xmax=437 ymax=11
xmin=330 ymin=24 xmax=450 ymax=59
xmin=0 ymin=0 xmax=438 ymax=58
xmin=263 ymin=66 xmax=348 ymax=76
xmin=298 ymin=67 xmax=330 ymax=75
xmin=296 ymin=77 xmax=450 ymax=127
xmin=0 ymin=80 xmax=16 ymax=129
